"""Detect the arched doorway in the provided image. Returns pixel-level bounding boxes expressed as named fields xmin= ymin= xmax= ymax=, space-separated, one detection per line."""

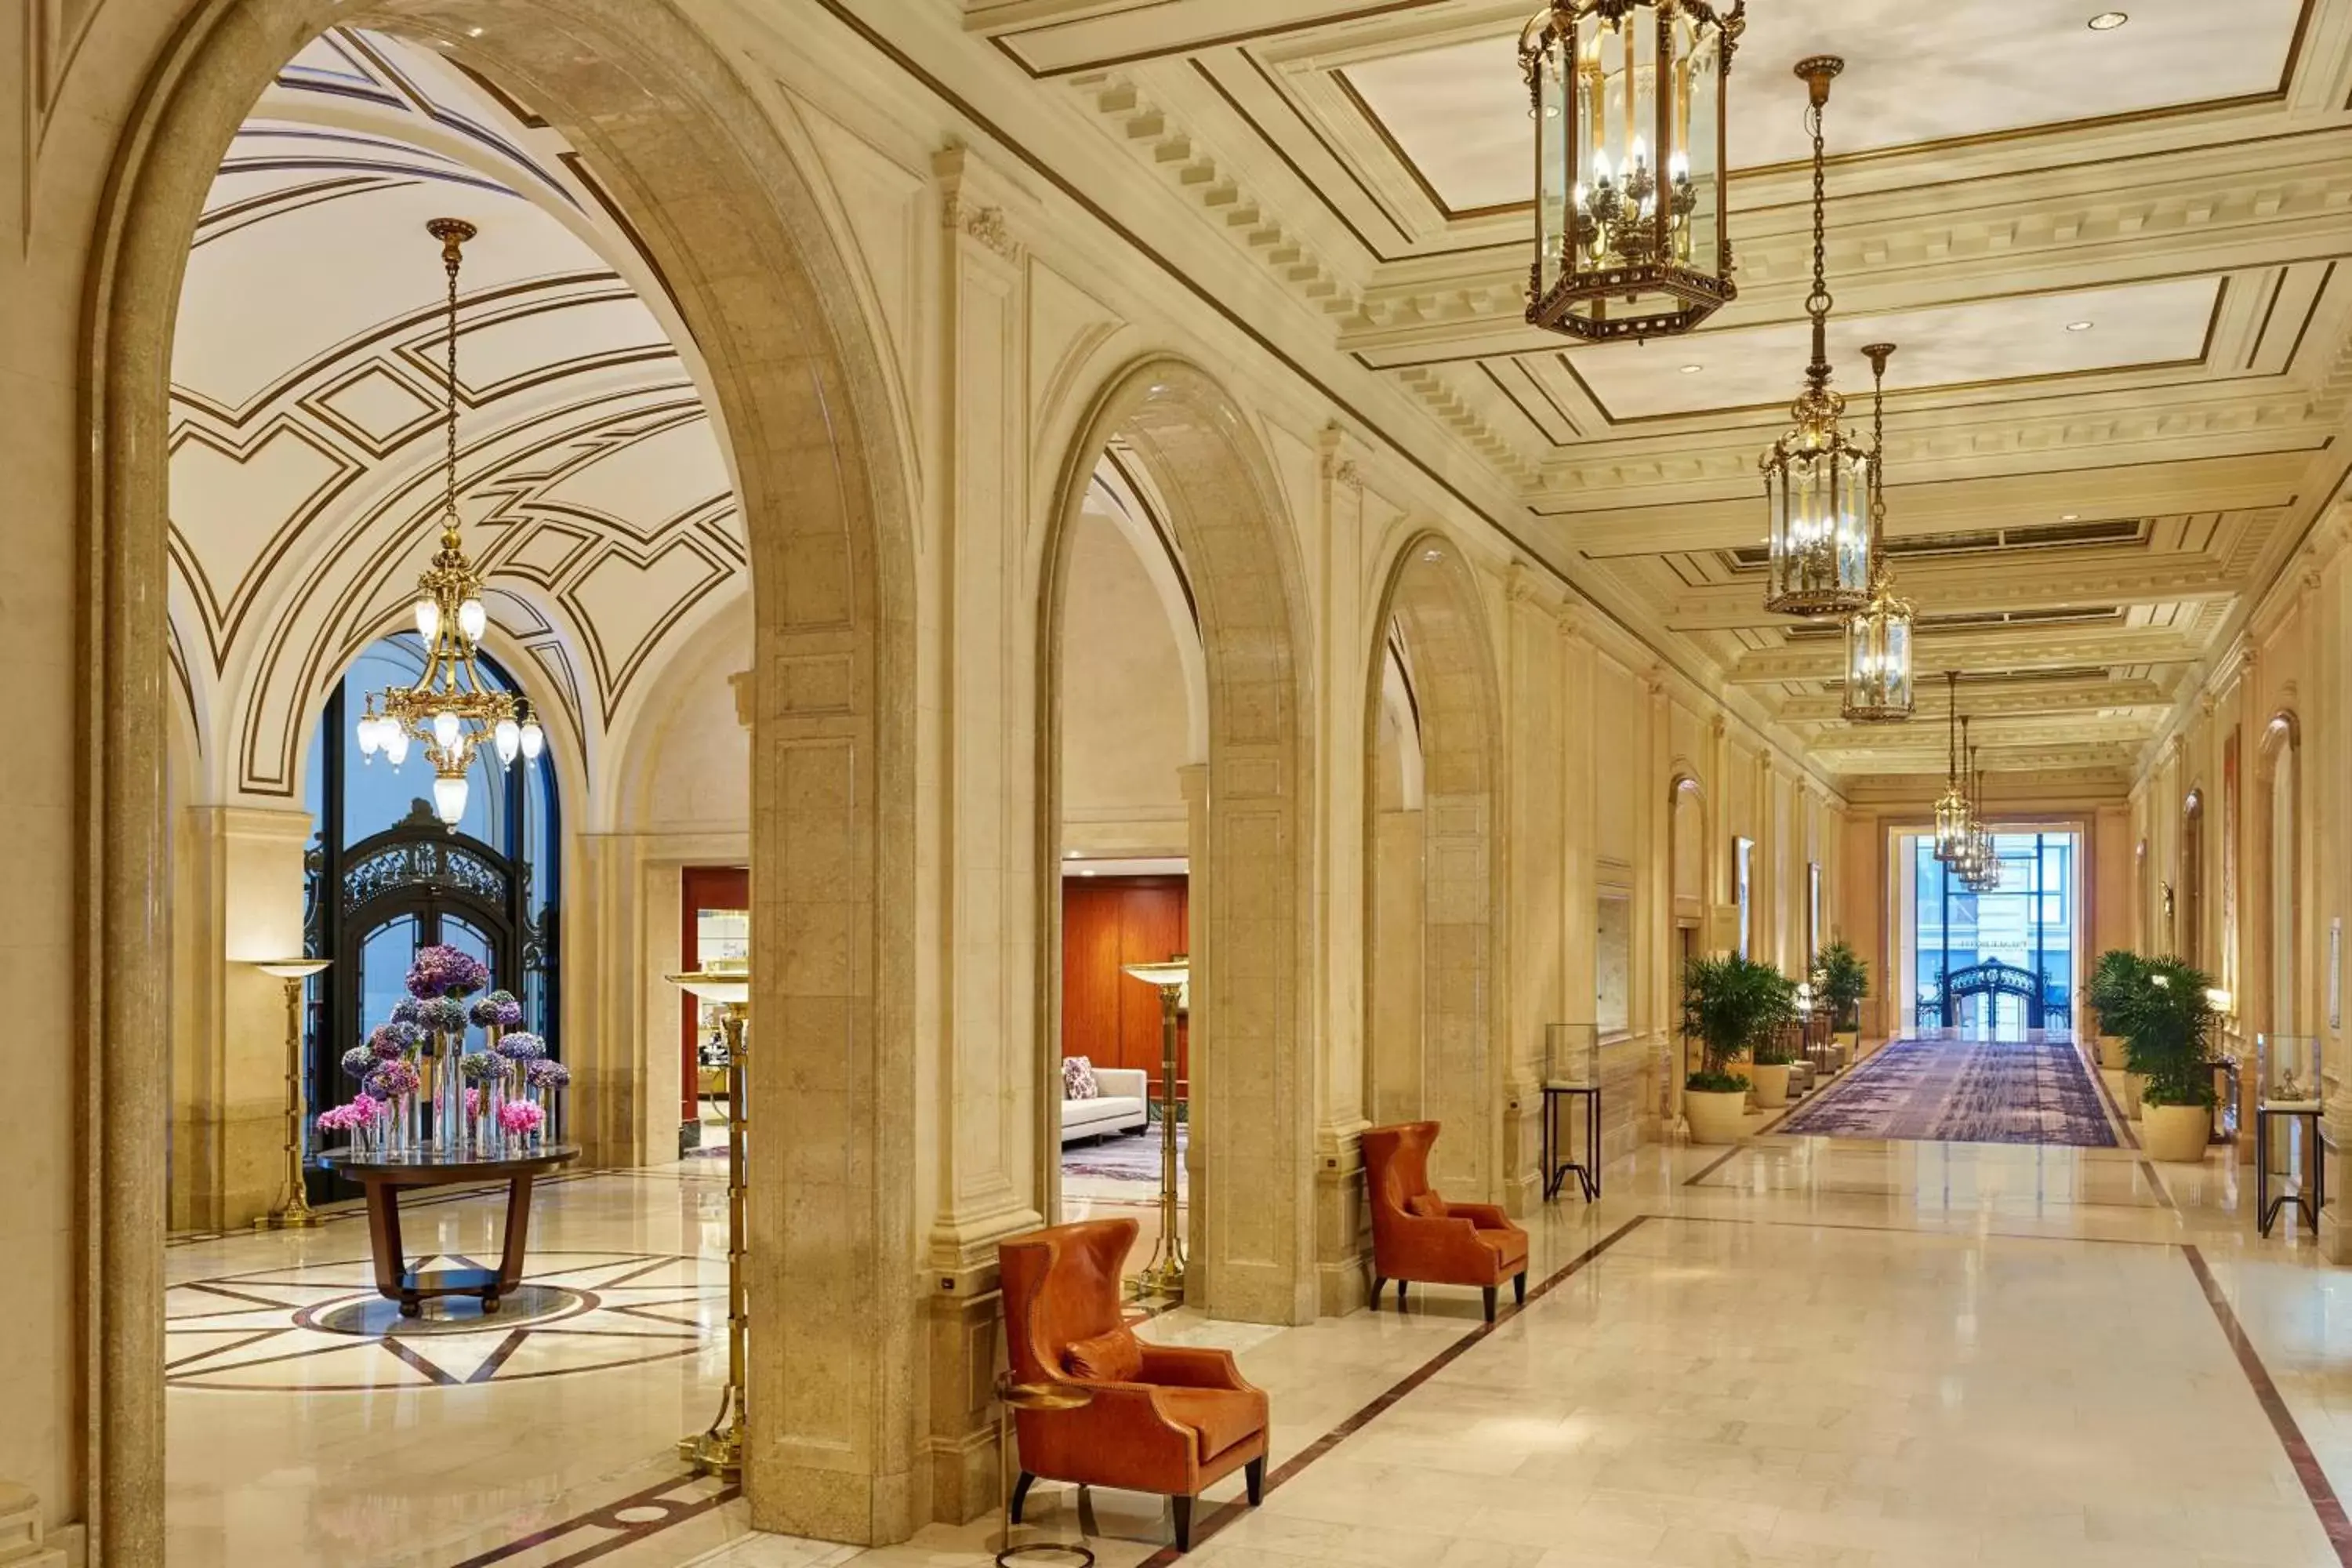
xmin=88 ymin=0 xmax=915 ymax=1551
xmin=2181 ymin=789 xmax=2206 ymax=964
xmin=2261 ymin=713 xmax=2302 ymax=1033
xmin=1666 ymin=773 xmax=1707 ymax=1113
xmin=1360 ymin=533 xmax=1506 ymax=1201
xmin=1038 ymin=358 xmax=1316 ymax=1327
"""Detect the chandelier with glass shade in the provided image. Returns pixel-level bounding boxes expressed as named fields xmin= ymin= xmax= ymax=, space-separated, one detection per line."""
xmin=1520 ymin=0 xmax=1745 ymax=344
xmin=1958 ymin=738 xmax=2002 ymax=893
xmin=353 ymin=218 xmax=544 ymax=826
xmin=1842 ymin=343 xmax=1914 ymax=723
xmin=1932 ymin=671 xmax=1970 ymax=864
xmin=1762 ymin=56 xmax=1875 ymax=617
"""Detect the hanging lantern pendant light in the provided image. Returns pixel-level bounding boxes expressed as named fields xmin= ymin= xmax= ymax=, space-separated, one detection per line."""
xmin=1842 ymin=343 xmax=1915 ymax=723
xmin=1762 ymin=56 xmax=1874 ymax=618
xmin=1520 ymin=0 xmax=1746 ymax=344
xmin=351 ymin=218 xmax=546 ymax=828
xmin=1933 ymin=671 xmax=1969 ymax=864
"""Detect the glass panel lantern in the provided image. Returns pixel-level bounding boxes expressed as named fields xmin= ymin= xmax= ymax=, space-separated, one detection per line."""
xmin=1762 ymin=393 xmax=1871 ymax=615
xmin=1544 ymin=1022 xmax=1600 ymax=1089
xmin=1842 ymin=581 xmax=1914 ymax=723
xmin=2257 ymin=1033 xmax=2322 ymax=1110
xmin=1521 ymin=1 xmax=1743 ymax=344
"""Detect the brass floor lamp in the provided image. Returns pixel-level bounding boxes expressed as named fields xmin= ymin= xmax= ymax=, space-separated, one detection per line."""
xmin=1118 ymin=960 xmax=1189 ymax=1301
xmin=252 ymin=957 xmax=332 ymax=1229
xmin=669 ymin=963 xmax=750 ymax=1475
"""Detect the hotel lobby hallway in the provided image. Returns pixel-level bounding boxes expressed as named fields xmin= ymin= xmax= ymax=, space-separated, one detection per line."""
xmin=194 ymin=1127 xmax=2340 ymax=1568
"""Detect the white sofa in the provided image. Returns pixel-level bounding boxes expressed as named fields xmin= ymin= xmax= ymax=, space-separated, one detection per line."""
xmin=1061 ymin=1066 xmax=1149 ymax=1144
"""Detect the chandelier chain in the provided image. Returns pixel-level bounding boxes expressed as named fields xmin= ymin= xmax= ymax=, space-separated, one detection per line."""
xmin=1804 ymin=99 xmax=1830 ymax=379
xmin=443 ymin=236 xmax=460 ymax=541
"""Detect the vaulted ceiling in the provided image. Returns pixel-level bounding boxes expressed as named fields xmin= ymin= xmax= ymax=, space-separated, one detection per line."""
xmin=169 ymin=28 xmax=742 ymax=801
xmin=956 ymin=0 xmax=2352 ymax=788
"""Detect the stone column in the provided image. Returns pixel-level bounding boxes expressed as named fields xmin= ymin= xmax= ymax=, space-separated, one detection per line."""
xmin=170 ymin=805 xmax=316 ymax=1231
xmin=1179 ymin=762 xmax=1215 ymax=1295
xmin=1500 ymin=569 xmax=1566 ymax=1210
xmin=920 ymin=144 xmax=1044 ymax=1525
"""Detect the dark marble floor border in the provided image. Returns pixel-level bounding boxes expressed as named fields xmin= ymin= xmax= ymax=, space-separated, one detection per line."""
xmin=445 ymin=1471 xmax=739 ymax=1568
xmin=1129 ymin=1214 xmax=1651 ymax=1566
xmin=2182 ymin=1243 xmax=2352 ymax=1565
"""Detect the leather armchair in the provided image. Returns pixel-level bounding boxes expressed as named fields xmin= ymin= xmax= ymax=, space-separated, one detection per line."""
xmin=998 ymin=1218 xmax=1268 ymax=1552
xmin=1363 ymin=1120 xmax=1529 ymax=1321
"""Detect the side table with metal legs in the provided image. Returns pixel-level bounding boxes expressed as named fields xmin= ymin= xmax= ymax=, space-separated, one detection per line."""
xmin=1540 ymin=1083 xmax=1602 ymax=1203
xmin=2256 ymin=1104 xmax=2325 ymax=1238
xmin=995 ymin=1374 xmax=1095 ymax=1566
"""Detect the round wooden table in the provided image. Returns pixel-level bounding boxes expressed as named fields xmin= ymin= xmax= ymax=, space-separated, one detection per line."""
xmin=318 ymin=1145 xmax=578 ymax=1317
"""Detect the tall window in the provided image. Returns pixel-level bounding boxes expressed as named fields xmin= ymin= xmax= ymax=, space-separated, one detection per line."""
xmin=1909 ymin=831 xmax=2077 ymax=1034
xmin=300 ymin=636 xmax=560 ymax=1181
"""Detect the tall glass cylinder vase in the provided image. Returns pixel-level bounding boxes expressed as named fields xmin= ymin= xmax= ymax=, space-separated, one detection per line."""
xmin=490 ymin=1076 xmax=510 ymax=1158
xmin=438 ymin=1033 xmax=466 ymax=1152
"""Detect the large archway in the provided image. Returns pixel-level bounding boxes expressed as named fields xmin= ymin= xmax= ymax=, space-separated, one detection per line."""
xmin=1359 ymin=532 xmax=1507 ymax=1202
xmin=1036 ymin=358 xmax=1318 ymax=1327
xmin=86 ymin=0 xmax=916 ymax=1552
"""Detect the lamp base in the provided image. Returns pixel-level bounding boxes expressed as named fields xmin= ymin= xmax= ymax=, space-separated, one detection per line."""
xmin=678 ymin=1420 xmax=744 ymax=1475
xmin=255 ymin=1200 xmax=325 ymax=1230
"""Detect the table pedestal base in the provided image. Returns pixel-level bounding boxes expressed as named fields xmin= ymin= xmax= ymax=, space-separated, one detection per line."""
xmin=362 ymin=1171 xmax=539 ymax=1317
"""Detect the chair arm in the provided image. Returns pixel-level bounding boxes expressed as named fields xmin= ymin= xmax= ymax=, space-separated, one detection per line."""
xmin=1447 ymin=1201 xmax=1515 ymax=1231
xmin=1381 ymin=1214 xmax=1497 ymax=1278
xmin=1137 ymin=1342 xmax=1258 ymax=1393
xmin=1018 ymin=1381 xmax=1201 ymax=1490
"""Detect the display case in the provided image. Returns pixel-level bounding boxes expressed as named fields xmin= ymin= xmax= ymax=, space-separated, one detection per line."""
xmin=2257 ymin=1033 xmax=2323 ymax=1111
xmin=1544 ymin=1023 xmax=1599 ymax=1090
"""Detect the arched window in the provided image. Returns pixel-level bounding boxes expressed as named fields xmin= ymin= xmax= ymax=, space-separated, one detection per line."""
xmin=300 ymin=637 xmax=560 ymax=1181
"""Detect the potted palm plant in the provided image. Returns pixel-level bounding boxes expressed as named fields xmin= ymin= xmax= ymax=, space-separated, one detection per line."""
xmin=1811 ymin=939 xmax=1869 ymax=1069
xmin=1682 ymin=955 xmax=1797 ymax=1144
xmin=2088 ymin=949 xmax=2151 ymax=1114
xmin=2129 ymin=956 xmax=2219 ymax=1163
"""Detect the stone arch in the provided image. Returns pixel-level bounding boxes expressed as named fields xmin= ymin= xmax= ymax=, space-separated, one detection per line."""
xmin=85 ymin=0 xmax=916 ymax=1550
xmin=1359 ymin=528 xmax=1508 ymax=1200
xmin=1664 ymin=770 xmax=1708 ymax=1116
xmin=2257 ymin=711 xmax=2303 ymax=1038
xmin=2181 ymin=786 xmax=2206 ymax=964
xmin=1036 ymin=356 xmax=1317 ymax=1325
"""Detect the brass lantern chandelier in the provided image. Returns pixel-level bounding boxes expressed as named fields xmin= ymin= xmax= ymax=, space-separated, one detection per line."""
xmin=1520 ymin=0 xmax=1745 ymax=343
xmin=354 ymin=218 xmax=544 ymax=826
xmin=1958 ymin=739 xmax=2002 ymax=893
xmin=1932 ymin=672 xmax=1970 ymax=864
xmin=1842 ymin=343 xmax=1913 ymax=722
xmin=1761 ymin=56 xmax=1875 ymax=617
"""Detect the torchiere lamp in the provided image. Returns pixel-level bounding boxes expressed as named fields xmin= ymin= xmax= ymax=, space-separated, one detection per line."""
xmin=667 ymin=960 xmax=750 ymax=1475
xmin=1118 ymin=959 xmax=1190 ymax=1301
xmin=251 ymin=957 xmax=332 ymax=1229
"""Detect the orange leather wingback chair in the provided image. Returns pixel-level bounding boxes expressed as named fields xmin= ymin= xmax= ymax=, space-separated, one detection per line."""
xmin=999 ymin=1218 xmax=1268 ymax=1552
xmin=1363 ymin=1120 xmax=1529 ymax=1321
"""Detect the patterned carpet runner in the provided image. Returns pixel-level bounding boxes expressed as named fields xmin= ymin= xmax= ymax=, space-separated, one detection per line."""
xmin=1777 ymin=1034 xmax=2118 ymax=1148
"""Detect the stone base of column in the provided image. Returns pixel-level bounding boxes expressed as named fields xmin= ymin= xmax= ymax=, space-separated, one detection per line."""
xmin=0 ymin=1484 xmax=69 ymax=1568
xmin=2320 ymin=1126 xmax=2352 ymax=1263
xmin=923 ymin=1272 xmax=1004 ymax=1525
xmin=1313 ymin=1132 xmax=1368 ymax=1316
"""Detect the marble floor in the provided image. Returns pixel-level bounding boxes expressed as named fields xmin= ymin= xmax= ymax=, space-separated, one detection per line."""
xmin=166 ymin=1062 xmax=2352 ymax=1568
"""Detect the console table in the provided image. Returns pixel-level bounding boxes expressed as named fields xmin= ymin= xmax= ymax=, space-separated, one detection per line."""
xmin=2254 ymin=1106 xmax=2323 ymax=1239
xmin=319 ymin=1145 xmax=578 ymax=1316
xmin=1539 ymin=1083 xmax=1602 ymax=1203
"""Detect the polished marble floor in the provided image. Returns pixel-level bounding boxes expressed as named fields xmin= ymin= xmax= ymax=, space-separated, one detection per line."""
xmin=168 ymin=1051 xmax=2352 ymax=1568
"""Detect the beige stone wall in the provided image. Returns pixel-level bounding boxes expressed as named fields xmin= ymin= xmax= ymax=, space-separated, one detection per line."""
xmin=1058 ymin=507 xmax=1193 ymax=857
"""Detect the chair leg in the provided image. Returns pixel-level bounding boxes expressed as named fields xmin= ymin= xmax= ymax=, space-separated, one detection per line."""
xmin=1482 ymin=1284 xmax=1497 ymax=1322
xmin=1172 ymin=1494 xmax=1193 ymax=1552
xmin=1370 ymin=1274 xmax=1384 ymax=1310
xmin=1246 ymin=1457 xmax=1265 ymax=1506
xmin=1010 ymin=1471 xmax=1035 ymax=1523
xmin=1514 ymin=1270 xmax=1526 ymax=1305
xmin=1397 ymin=1279 xmax=1408 ymax=1307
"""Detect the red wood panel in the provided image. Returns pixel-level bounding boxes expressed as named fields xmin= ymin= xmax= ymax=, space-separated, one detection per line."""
xmin=681 ymin=866 xmax=750 ymax=1120
xmin=1060 ymin=875 xmax=1190 ymax=1098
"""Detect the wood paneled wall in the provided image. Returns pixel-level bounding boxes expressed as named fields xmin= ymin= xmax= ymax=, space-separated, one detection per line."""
xmin=1062 ymin=873 xmax=1189 ymax=1093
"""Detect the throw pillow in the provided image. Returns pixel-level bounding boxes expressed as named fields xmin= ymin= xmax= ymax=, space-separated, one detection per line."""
xmin=1062 ymin=1055 xmax=1099 ymax=1101
xmin=1063 ymin=1324 xmax=1143 ymax=1382
xmin=1405 ymin=1192 xmax=1449 ymax=1219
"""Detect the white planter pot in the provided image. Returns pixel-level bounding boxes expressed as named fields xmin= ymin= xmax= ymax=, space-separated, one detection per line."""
xmin=2096 ymin=1034 xmax=2125 ymax=1070
xmin=2142 ymin=1102 xmax=2212 ymax=1163
xmin=2123 ymin=1072 xmax=2147 ymax=1120
xmin=1833 ymin=1029 xmax=1858 ymax=1069
xmin=1750 ymin=1062 xmax=1792 ymax=1109
xmin=1685 ymin=1087 xmax=1751 ymax=1145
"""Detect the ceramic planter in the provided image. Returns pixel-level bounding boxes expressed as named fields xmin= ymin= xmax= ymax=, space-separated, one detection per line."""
xmin=1685 ymin=1087 xmax=1750 ymax=1145
xmin=2142 ymin=1102 xmax=2211 ymax=1163
xmin=2096 ymin=1034 xmax=2125 ymax=1070
xmin=1750 ymin=1062 xmax=1792 ymax=1109
xmin=2123 ymin=1072 xmax=2147 ymax=1119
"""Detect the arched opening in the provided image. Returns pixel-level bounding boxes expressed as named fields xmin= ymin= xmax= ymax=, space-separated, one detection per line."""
xmin=1038 ymin=358 xmax=1316 ymax=1327
xmin=2181 ymin=789 xmax=2206 ymax=964
xmin=2263 ymin=716 xmax=2301 ymax=1031
xmin=90 ymin=0 xmax=915 ymax=1553
xmin=1359 ymin=533 xmax=1506 ymax=1201
xmin=1666 ymin=773 xmax=1707 ymax=1111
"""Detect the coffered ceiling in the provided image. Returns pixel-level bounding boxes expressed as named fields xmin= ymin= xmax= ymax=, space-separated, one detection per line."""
xmin=169 ymin=28 xmax=743 ymax=800
xmin=956 ymin=0 xmax=2352 ymax=787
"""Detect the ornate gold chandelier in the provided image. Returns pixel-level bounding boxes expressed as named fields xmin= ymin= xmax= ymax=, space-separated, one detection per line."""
xmin=1520 ymin=0 xmax=1745 ymax=343
xmin=1932 ymin=672 xmax=1969 ymax=863
xmin=1957 ymin=735 xmax=2002 ymax=893
xmin=1842 ymin=342 xmax=1914 ymax=722
xmin=1762 ymin=56 xmax=1875 ymax=617
xmin=354 ymin=218 xmax=543 ymax=826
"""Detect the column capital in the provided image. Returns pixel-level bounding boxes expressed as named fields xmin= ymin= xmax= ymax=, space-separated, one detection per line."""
xmin=934 ymin=143 xmax=1038 ymax=261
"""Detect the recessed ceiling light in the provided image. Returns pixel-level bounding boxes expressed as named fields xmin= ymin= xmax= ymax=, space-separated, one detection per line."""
xmin=2060 ymin=513 xmax=2079 ymax=521
xmin=466 ymin=24 xmax=485 ymax=36
xmin=2064 ymin=320 xmax=2094 ymax=332
xmin=1421 ymin=547 xmax=1444 ymax=562
xmin=1679 ymin=364 xmax=1704 ymax=374
xmin=2087 ymin=11 xmax=2129 ymax=31
xmin=1078 ymin=868 xmax=1097 ymax=877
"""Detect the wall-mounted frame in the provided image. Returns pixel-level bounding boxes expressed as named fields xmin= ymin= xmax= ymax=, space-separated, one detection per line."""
xmin=1733 ymin=837 xmax=1755 ymax=960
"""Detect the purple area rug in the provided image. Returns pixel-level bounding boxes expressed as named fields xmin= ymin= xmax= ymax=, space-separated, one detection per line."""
xmin=1777 ymin=1034 xmax=2118 ymax=1148
xmin=1062 ymin=1123 xmax=1186 ymax=1185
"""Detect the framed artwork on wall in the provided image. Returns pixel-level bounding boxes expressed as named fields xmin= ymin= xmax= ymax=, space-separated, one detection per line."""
xmin=1733 ymin=837 xmax=1754 ymax=960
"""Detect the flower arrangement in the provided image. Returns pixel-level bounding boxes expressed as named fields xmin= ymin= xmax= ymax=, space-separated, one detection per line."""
xmin=526 ymin=1058 xmax=570 ymax=1091
xmin=340 ymin=1045 xmax=375 ymax=1081
xmin=466 ymin=1086 xmax=482 ymax=1119
xmin=406 ymin=943 xmax=490 ymax=1000
xmin=494 ymin=1031 xmax=546 ymax=1063
xmin=498 ymin=1098 xmax=544 ymax=1137
xmin=316 ymin=1093 xmax=389 ymax=1136
xmin=365 ymin=1058 xmax=421 ymax=1100
xmin=470 ymin=989 xmax=524 ymax=1029
xmin=459 ymin=1051 xmax=509 ymax=1084
xmin=368 ymin=1021 xmax=418 ymax=1059
xmin=391 ymin=997 xmax=427 ymax=1027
